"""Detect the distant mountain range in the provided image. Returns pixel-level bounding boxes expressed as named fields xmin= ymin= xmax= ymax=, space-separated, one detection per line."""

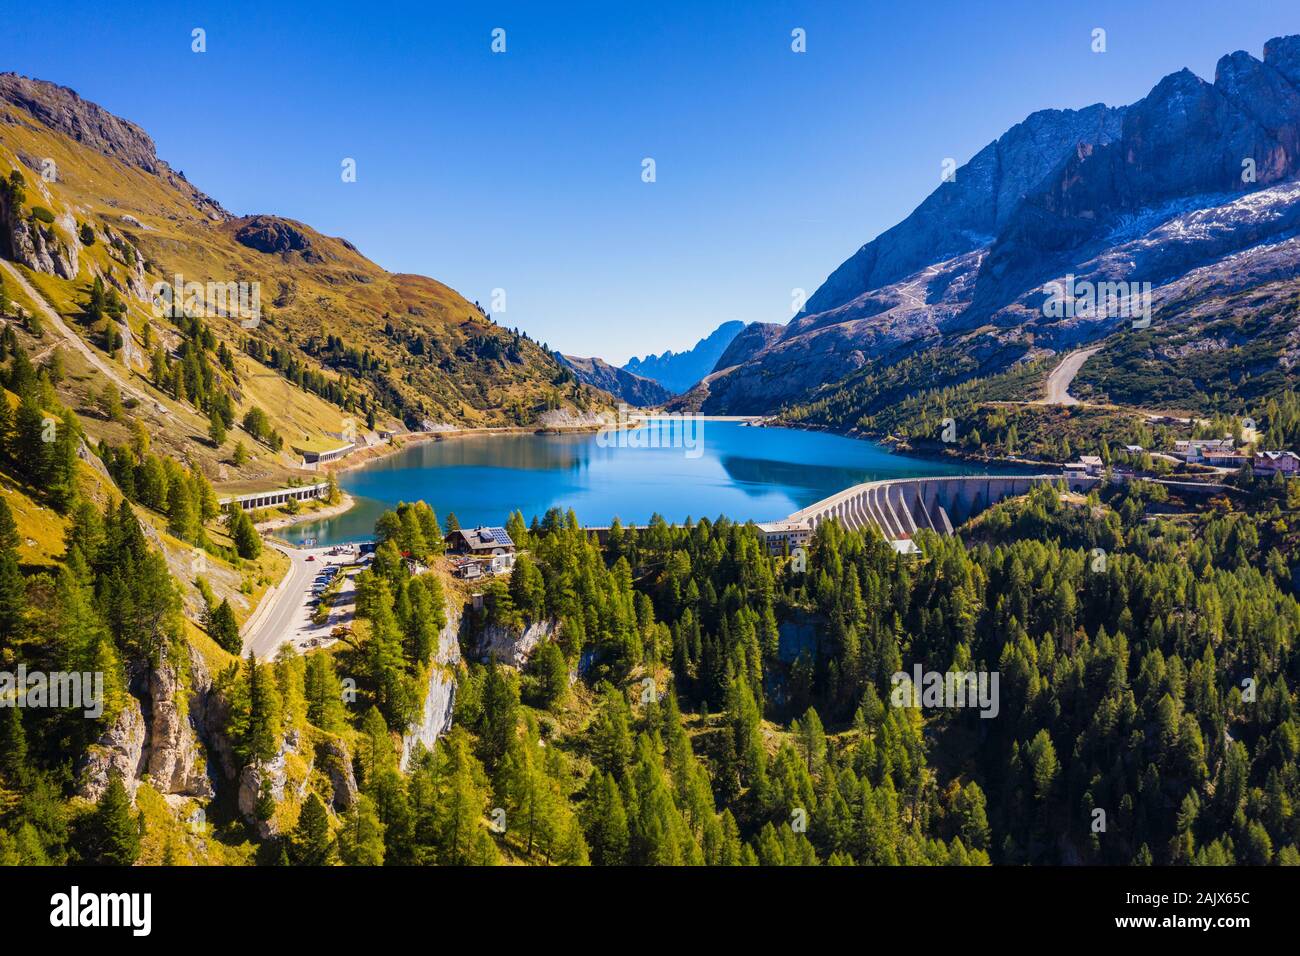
xmin=623 ymin=320 xmax=746 ymax=393
xmin=558 ymin=354 xmax=672 ymax=406
xmin=672 ymin=36 xmax=1300 ymax=421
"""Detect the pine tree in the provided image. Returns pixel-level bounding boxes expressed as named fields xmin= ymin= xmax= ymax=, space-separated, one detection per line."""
xmin=304 ymin=653 xmax=348 ymax=735
xmin=232 ymin=654 xmax=283 ymax=768
xmin=582 ymin=770 xmax=628 ymax=865
xmin=48 ymin=409 xmax=80 ymax=513
xmin=83 ymin=775 xmax=141 ymax=865
xmin=0 ymin=706 xmax=28 ymax=788
xmin=0 ymin=394 xmax=13 ymax=462
xmin=167 ymin=475 xmax=196 ymax=541
xmin=289 ymin=792 xmax=336 ymax=865
xmin=358 ymin=706 xmax=395 ymax=786
xmin=228 ymin=507 xmax=261 ymax=559
xmin=207 ymin=598 xmax=241 ymax=654
xmin=337 ymin=794 xmax=385 ymax=865
xmin=479 ymin=660 xmax=519 ymax=772
xmin=208 ymin=406 xmax=227 ymax=446
xmin=532 ymin=640 xmax=568 ymax=710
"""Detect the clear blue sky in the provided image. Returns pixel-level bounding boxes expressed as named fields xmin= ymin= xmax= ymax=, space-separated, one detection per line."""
xmin=2 ymin=0 xmax=1295 ymax=363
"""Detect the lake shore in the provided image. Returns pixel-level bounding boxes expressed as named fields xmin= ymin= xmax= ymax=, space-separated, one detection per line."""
xmin=255 ymin=493 xmax=357 ymax=535
xmin=760 ymin=419 xmax=1062 ymax=473
xmin=269 ymin=421 xmax=615 ymax=534
xmin=330 ymin=420 xmax=612 ymax=477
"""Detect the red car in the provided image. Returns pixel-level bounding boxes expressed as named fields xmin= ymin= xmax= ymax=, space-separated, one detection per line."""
xmin=306 ymin=555 xmax=315 ymax=562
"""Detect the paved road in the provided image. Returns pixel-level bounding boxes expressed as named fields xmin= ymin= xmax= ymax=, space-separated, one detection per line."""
xmin=1042 ymin=345 xmax=1104 ymax=405
xmin=241 ymin=545 xmax=356 ymax=659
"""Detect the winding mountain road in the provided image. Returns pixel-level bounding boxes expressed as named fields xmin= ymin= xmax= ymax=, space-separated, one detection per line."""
xmin=1041 ymin=345 xmax=1104 ymax=405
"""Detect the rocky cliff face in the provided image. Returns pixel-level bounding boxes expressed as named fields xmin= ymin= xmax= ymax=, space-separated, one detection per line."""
xmin=400 ymin=605 xmax=464 ymax=770
xmin=699 ymin=35 xmax=1300 ymax=416
xmin=79 ymin=695 xmax=147 ymax=802
xmin=142 ymin=662 xmax=214 ymax=798
xmin=79 ymin=649 xmax=215 ymax=802
xmin=0 ymin=73 xmax=160 ymax=172
xmin=474 ymin=618 xmax=556 ymax=668
xmin=0 ymin=184 xmax=78 ymax=278
xmin=802 ymin=104 xmax=1125 ymax=321
xmin=237 ymin=730 xmax=309 ymax=839
xmin=711 ymin=322 xmax=784 ymax=372
xmin=233 ymin=215 xmax=328 ymax=263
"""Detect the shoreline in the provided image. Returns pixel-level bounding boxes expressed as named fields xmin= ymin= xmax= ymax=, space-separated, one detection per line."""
xmin=263 ymin=421 xmax=612 ymax=534
xmin=762 ymin=418 xmax=1062 ymax=472
xmin=255 ymin=493 xmax=357 ymax=536
xmin=332 ymin=421 xmax=609 ymax=476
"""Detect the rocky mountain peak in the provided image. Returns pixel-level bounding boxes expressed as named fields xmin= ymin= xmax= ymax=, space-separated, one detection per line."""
xmin=799 ymin=102 xmax=1126 ymax=320
xmin=0 ymin=72 xmax=160 ymax=172
xmin=694 ymin=34 xmax=1300 ymax=416
xmin=0 ymin=72 xmax=229 ymax=222
xmin=1263 ymin=34 xmax=1300 ymax=87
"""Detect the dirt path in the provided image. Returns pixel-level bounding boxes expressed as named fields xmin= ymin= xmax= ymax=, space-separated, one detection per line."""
xmin=0 ymin=260 xmax=173 ymax=420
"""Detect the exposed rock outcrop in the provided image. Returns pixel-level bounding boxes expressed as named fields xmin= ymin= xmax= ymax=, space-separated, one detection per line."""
xmin=233 ymin=215 xmax=326 ymax=262
xmin=474 ymin=618 xmax=556 ymax=669
xmin=536 ymin=408 xmax=609 ymax=428
xmin=0 ymin=192 xmax=77 ymax=278
xmin=78 ymin=697 xmax=147 ymax=801
xmin=317 ymin=735 xmax=358 ymax=811
xmin=142 ymin=662 xmax=213 ymax=799
xmin=400 ymin=606 xmax=463 ymax=770
xmin=0 ymin=73 xmax=161 ymax=172
xmin=400 ymin=667 xmax=456 ymax=772
xmin=79 ymin=648 xmax=217 ymax=803
xmin=237 ymin=730 xmax=312 ymax=839
xmin=103 ymin=226 xmax=148 ymax=300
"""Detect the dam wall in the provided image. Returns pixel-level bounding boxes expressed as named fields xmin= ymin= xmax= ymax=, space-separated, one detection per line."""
xmin=786 ymin=474 xmax=1099 ymax=538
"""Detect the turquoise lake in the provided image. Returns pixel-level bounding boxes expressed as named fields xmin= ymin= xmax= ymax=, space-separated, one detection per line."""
xmin=291 ymin=421 xmax=1005 ymax=546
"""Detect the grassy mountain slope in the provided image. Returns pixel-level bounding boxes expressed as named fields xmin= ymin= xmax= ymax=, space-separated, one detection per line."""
xmin=0 ymin=75 xmax=612 ymax=497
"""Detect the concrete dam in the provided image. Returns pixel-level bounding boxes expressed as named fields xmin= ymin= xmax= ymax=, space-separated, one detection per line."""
xmin=785 ymin=474 xmax=1099 ymax=539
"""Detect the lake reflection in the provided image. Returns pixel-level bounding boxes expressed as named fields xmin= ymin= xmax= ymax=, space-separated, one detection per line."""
xmin=290 ymin=422 xmax=1000 ymax=546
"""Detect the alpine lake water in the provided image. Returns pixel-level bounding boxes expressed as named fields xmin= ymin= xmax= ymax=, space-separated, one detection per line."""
xmin=292 ymin=420 xmax=1011 ymax=546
